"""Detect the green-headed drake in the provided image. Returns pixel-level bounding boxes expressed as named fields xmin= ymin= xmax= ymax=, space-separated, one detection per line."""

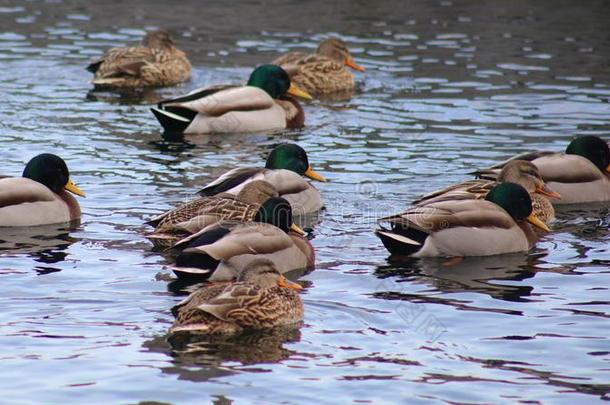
xmin=376 ymin=182 xmax=550 ymax=258
xmin=87 ymin=29 xmax=191 ymax=89
xmin=0 ymin=154 xmax=85 ymax=227
xmin=151 ymin=64 xmax=312 ymax=134
xmin=172 ymin=197 xmax=314 ymax=282
xmin=197 ymin=143 xmax=326 ymax=215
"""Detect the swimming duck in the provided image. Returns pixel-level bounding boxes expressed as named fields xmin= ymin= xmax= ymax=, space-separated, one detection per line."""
xmin=147 ymin=180 xmax=278 ymax=246
xmin=87 ymin=29 xmax=192 ymax=89
xmin=272 ymin=37 xmax=365 ymax=96
xmin=170 ymin=258 xmax=304 ymax=334
xmin=0 ymin=154 xmax=85 ymax=227
xmin=173 ymin=197 xmax=314 ymax=281
xmin=150 ymin=64 xmax=312 ymax=134
xmin=474 ymin=136 xmax=610 ymax=204
xmin=414 ymin=160 xmax=561 ymax=224
xmin=197 ymin=143 xmax=326 ymax=215
xmin=376 ymin=183 xmax=550 ymax=257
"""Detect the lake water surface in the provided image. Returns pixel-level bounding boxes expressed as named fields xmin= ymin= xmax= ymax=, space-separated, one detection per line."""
xmin=1 ymin=0 xmax=609 ymax=403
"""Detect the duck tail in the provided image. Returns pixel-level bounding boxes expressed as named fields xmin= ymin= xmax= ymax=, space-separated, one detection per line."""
xmin=150 ymin=106 xmax=197 ymax=134
xmin=172 ymin=226 xmax=232 ymax=280
xmin=375 ymin=224 xmax=428 ymax=256
xmin=86 ymin=59 xmax=103 ymax=73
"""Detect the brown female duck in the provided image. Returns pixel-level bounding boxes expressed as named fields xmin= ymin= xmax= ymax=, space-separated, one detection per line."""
xmin=87 ymin=29 xmax=191 ymax=89
xmin=272 ymin=37 xmax=365 ymax=96
xmin=147 ymin=180 xmax=278 ymax=245
xmin=170 ymin=258 xmax=303 ymax=334
xmin=414 ymin=160 xmax=561 ymax=224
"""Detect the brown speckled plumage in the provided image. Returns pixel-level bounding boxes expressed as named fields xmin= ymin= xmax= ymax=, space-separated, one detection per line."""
xmin=531 ymin=194 xmax=555 ymax=225
xmin=147 ymin=180 xmax=278 ymax=246
xmin=87 ymin=29 xmax=191 ymax=89
xmin=170 ymin=259 xmax=304 ymax=334
xmin=272 ymin=38 xmax=363 ymax=96
xmin=155 ymin=195 xmax=255 ymax=232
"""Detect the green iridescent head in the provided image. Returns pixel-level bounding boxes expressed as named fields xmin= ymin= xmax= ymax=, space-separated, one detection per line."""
xmin=253 ymin=197 xmax=294 ymax=233
xmin=485 ymin=182 xmax=549 ymax=232
xmin=22 ymin=153 xmax=85 ymax=197
xmin=247 ymin=64 xmax=312 ymax=100
xmin=265 ymin=144 xmax=326 ymax=182
xmin=486 ymin=182 xmax=532 ymax=220
xmin=566 ymin=135 xmax=610 ymax=172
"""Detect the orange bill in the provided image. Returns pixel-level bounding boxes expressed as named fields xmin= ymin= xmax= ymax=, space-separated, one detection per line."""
xmin=345 ymin=57 xmax=365 ymax=72
xmin=536 ymin=184 xmax=561 ymax=200
xmin=278 ymin=275 xmax=303 ymax=291
xmin=290 ymin=223 xmax=306 ymax=236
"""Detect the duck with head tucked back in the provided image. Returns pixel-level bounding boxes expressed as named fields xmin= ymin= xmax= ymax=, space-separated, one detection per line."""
xmin=414 ymin=160 xmax=561 ymax=224
xmin=170 ymin=258 xmax=304 ymax=335
xmin=474 ymin=136 xmax=610 ymax=204
xmin=196 ymin=143 xmax=326 ymax=216
xmin=272 ymin=37 xmax=365 ymax=97
xmin=87 ymin=29 xmax=192 ymax=89
xmin=0 ymin=154 xmax=85 ymax=227
xmin=172 ymin=196 xmax=314 ymax=282
xmin=376 ymin=182 xmax=550 ymax=258
xmin=151 ymin=64 xmax=312 ymax=134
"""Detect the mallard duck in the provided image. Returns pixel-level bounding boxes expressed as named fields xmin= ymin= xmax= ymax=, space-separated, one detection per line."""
xmin=87 ymin=29 xmax=191 ymax=89
xmin=150 ymin=64 xmax=312 ymax=134
xmin=197 ymin=143 xmax=326 ymax=215
xmin=0 ymin=154 xmax=85 ymax=227
xmin=146 ymin=180 xmax=278 ymax=245
xmin=414 ymin=160 xmax=561 ymax=223
xmin=475 ymin=136 xmax=610 ymax=204
xmin=173 ymin=197 xmax=314 ymax=281
xmin=170 ymin=258 xmax=304 ymax=334
xmin=376 ymin=183 xmax=550 ymax=257
xmin=272 ymin=37 xmax=365 ymax=96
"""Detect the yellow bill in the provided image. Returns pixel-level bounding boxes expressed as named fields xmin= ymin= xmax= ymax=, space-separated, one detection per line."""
xmin=527 ymin=214 xmax=550 ymax=232
xmin=304 ymin=166 xmax=326 ymax=182
xmin=345 ymin=57 xmax=365 ymax=72
xmin=606 ymin=163 xmax=610 ymax=173
xmin=290 ymin=223 xmax=306 ymax=236
xmin=287 ymin=83 xmax=313 ymax=100
xmin=65 ymin=178 xmax=86 ymax=197
xmin=278 ymin=275 xmax=303 ymax=291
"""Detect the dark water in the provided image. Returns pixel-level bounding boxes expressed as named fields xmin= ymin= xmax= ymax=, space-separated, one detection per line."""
xmin=1 ymin=0 xmax=610 ymax=403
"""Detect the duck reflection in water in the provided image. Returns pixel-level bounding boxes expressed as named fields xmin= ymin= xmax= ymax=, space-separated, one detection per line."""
xmin=141 ymin=326 xmax=301 ymax=382
xmin=374 ymin=253 xmax=548 ymax=303
xmin=0 ymin=223 xmax=79 ymax=272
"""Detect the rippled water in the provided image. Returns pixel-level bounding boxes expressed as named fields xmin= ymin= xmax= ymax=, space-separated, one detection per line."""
xmin=1 ymin=1 xmax=610 ymax=403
